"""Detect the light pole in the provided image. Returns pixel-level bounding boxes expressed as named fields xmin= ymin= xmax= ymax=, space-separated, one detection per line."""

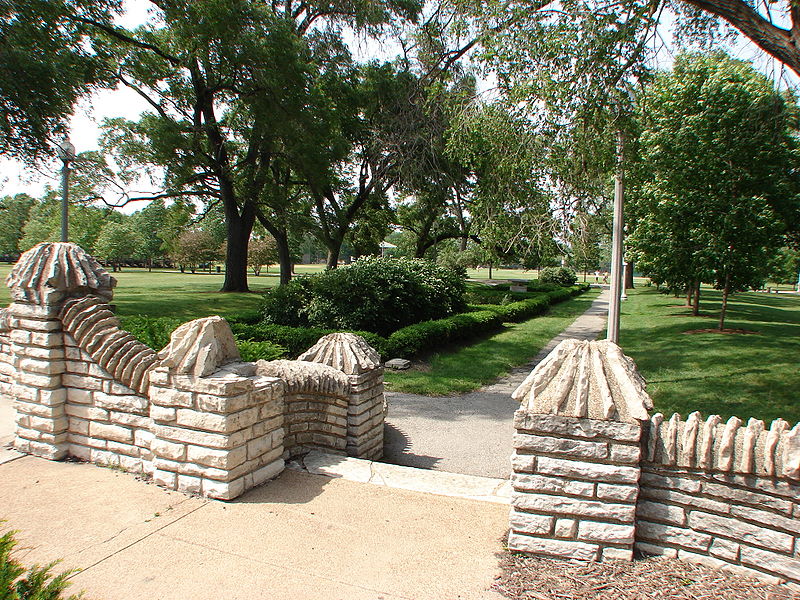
xmin=55 ymin=137 xmax=76 ymax=243
xmin=607 ymin=128 xmax=625 ymax=344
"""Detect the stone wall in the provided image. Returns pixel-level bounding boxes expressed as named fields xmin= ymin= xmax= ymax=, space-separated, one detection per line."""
xmin=509 ymin=338 xmax=800 ymax=590
xmin=637 ymin=412 xmax=800 ymax=585
xmin=1 ymin=243 xmax=387 ymax=501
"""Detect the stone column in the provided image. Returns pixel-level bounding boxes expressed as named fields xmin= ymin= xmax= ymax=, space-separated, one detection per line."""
xmin=149 ymin=317 xmax=285 ymax=500
xmin=298 ymin=333 xmax=385 ymax=460
xmin=5 ymin=243 xmax=115 ymax=460
xmin=508 ymin=339 xmax=652 ymax=562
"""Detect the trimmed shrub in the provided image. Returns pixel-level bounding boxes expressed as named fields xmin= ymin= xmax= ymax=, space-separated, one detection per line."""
xmin=260 ymin=257 xmax=467 ymax=336
xmin=120 ymin=315 xmax=182 ymax=351
xmin=236 ymin=340 xmax=287 ymax=362
xmin=538 ymin=267 xmax=578 ymax=287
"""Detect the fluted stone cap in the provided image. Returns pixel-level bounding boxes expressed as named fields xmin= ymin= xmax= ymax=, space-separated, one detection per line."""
xmin=158 ymin=316 xmax=240 ymax=378
xmin=513 ymin=339 xmax=653 ymax=423
xmin=0 ymin=308 xmax=9 ymax=332
xmin=298 ymin=332 xmax=381 ymax=375
xmin=255 ymin=359 xmax=350 ymax=397
xmin=7 ymin=242 xmax=116 ymax=303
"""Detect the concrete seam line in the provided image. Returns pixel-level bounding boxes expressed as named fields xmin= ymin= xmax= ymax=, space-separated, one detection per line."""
xmin=67 ymin=499 xmax=208 ymax=579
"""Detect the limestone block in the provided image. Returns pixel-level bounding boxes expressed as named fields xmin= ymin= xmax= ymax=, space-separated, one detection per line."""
xmin=15 ymin=438 xmax=67 ymax=460
xmin=150 ymin=405 xmax=177 ymax=422
xmin=636 ymin=521 xmax=712 ymax=552
xmin=134 ymin=429 xmax=154 ymax=448
xmin=37 ymin=388 xmax=67 ymax=406
xmin=702 ymin=481 xmax=792 ymax=514
xmin=20 ymin=358 xmax=65 ymax=375
xmin=171 ymin=373 xmax=254 ymax=396
xmin=640 ymin=487 xmax=729 ymax=514
xmin=635 ymin=501 xmax=686 ymax=525
xmin=512 ymin=492 xmax=636 ymax=522
xmin=106 ymin=441 xmax=141 ymax=457
xmin=510 ymin=511 xmax=554 ymax=535
xmin=578 ymin=521 xmax=635 ymax=544
xmin=688 ymin=511 xmax=794 ymax=553
xmin=152 ymin=424 xmax=246 ymax=450
xmin=554 ymin=518 xmax=577 ymax=538
xmin=783 ymin=423 xmax=800 ymax=480
xmin=150 ymin=387 xmax=194 ymax=408
xmin=150 ymin=438 xmax=187 ymax=461
xmin=187 ymin=445 xmax=247 ymax=470
xmin=153 ymin=469 xmax=177 ymax=490
xmin=68 ymin=417 xmax=89 ymax=435
xmin=601 ymin=548 xmax=633 ymax=561
xmin=729 ymin=504 xmax=800 ymax=535
xmin=596 ymin=483 xmax=638 ymax=502
xmin=508 ymin=533 xmax=599 ymax=561
xmin=639 ymin=471 xmax=701 ymax=494
xmin=709 ymin=538 xmax=740 ymax=562
xmin=513 ymin=433 xmax=608 ymax=459
xmin=740 ymin=546 xmax=800 ymax=582
xmin=94 ymin=392 xmax=148 ymax=413
xmin=514 ymin=413 xmax=642 ymax=443
xmin=89 ymin=422 xmax=134 ymax=444
xmin=66 ymin=404 xmax=109 ymax=421
xmin=177 ymin=475 xmax=203 ymax=495
xmin=158 ymin=316 xmax=240 ymax=377
xmin=66 ymin=388 xmax=93 ymax=404
xmin=609 ymin=444 xmax=641 ymax=464
xmin=62 ymin=374 xmax=103 ymax=391
xmin=201 ymin=477 xmax=246 ymax=501
xmin=512 ymin=473 xmax=594 ymax=497
xmin=19 ymin=372 xmax=61 ymax=389
xmin=635 ymin=542 xmax=678 ymax=557
xmin=249 ymin=459 xmax=284 ymax=487
xmin=535 ymin=456 xmax=640 ymax=484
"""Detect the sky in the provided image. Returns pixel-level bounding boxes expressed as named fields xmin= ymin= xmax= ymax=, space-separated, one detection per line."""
xmin=0 ymin=0 xmax=796 ymax=212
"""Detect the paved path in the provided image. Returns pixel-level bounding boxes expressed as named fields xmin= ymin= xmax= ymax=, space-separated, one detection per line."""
xmin=382 ymin=287 xmax=610 ymax=479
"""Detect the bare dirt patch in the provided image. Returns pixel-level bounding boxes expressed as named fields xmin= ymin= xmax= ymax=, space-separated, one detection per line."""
xmin=493 ymin=552 xmax=797 ymax=600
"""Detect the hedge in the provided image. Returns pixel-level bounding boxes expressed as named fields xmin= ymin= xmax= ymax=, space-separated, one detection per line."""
xmin=121 ymin=284 xmax=590 ymax=362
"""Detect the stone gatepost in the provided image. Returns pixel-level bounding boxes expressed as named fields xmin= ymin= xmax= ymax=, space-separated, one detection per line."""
xmin=5 ymin=243 xmax=115 ymax=460
xmin=299 ymin=333 xmax=385 ymax=460
xmin=148 ymin=317 xmax=285 ymax=500
xmin=509 ymin=339 xmax=653 ymax=561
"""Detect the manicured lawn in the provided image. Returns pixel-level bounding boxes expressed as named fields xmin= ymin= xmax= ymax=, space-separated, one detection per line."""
xmin=619 ymin=287 xmax=800 ymax=424
xmin=384 ymin=288 xmax=601 ymax=395
xmin=0 ymin=264 xmax=326 ymax=321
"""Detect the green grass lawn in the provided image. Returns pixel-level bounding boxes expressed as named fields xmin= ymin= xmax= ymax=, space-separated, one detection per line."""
xmin=384 ymin=288 xmax=601 ymax=395
xmin=619 ymin=287 xmax=800 ymax=424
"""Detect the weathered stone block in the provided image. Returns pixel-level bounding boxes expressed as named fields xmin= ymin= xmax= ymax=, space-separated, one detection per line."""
xmin=688 ymin=511 xmax=794 ymax=553
xmin=95 ymin=392 xmax=148 ymax=413
xmin=187 ymin=445 xmax=247 ymax=470
xmin=513 ymin=433 xmax=609 ymax=459
xmin=740 ymin=546 xmax=800 ymax=582
xmin=709 ymin=538 xmax=740 ymax=562
xmin=509 ymin=511 xmax=553 ymax=535
xmin=636 ymin=501 xmax=686 ymax=525
xmin=20 ymin=358 xmax=65 ymax=375
xmin=89 ymin=422 xmax=133 ymax=444
xmin=609 ymin=443 xmax=641 ymax=464
xmin=512 ymin=492 xmax=636 ymax=522
xmin=512 ymin=473 xmax=594 ymax=497
xmin=601 ymin=547 xmax=633 ymax=561
xmin=554 ymin=518 xmax=577 ymax=538
xmin=536 ymin=456 xmax=640 ymax=484
xmin=150 ymin=387 xmax=194 ymax=408
xmin=177 ymin=474 xmax=203 ymax=494
xmin=150 ymin=438 xmax=187 ymax=461
xmin=514 ymin=413 xmax=643 ymax=443
xmin=509 ymin=532 xmax=599 ymax=561
xmin=578 ymin=521 xmax=635 ymax=544
xmin=640 ymin=487 xmax=729 ymax=515
xmin=636 ymin=520 xmax=711 ymax=552
xmin=596 ymin=483 xmax=638 ymax=503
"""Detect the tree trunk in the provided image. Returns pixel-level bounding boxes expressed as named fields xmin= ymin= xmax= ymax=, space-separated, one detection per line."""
xmin=221 ymin=205 xmax=254 ymax=292
xmin=718 ymin=274 xmax=731 ymax=331
xmin=275 ymin=232 xmax=293 ymax=285
xmin=624 ymin=261 xmax=634 ymax=289
xmin=686 ymin=286 xmax=693 ymax=308
xmin=692 ymin=280 xmax=701 ymax=316
xmin=489 ymin=261 xmax=493 ymax=280
xmin=326 ymin=245 xmax=341 ymax=269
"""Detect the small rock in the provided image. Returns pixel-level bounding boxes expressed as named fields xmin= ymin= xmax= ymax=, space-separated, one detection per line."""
xmin=385 ymin=358 xmax=411 ymax=370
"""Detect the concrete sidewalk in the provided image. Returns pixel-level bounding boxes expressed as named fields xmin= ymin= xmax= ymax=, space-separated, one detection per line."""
xmin=383 ymin=287 xmax=610 ymax=479
xmin=0 ymin=452 xmax=508 ymax=600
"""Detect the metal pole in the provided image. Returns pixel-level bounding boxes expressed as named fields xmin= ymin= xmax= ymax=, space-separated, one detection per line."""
xmin=607 ymin=128 xmax=625 ymax=344
xmin=60 ymin=160 xmax=70 ymax=242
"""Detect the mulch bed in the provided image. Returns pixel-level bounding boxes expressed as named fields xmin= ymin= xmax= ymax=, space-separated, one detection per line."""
xmin=493 ymin=551 xmax=798 ymax=600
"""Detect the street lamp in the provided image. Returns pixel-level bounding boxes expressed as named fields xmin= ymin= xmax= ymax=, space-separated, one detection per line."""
xmin=55 ymin=137 xmax=76 ymax=243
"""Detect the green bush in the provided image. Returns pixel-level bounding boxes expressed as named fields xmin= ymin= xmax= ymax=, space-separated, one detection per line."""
xmin=120 ymin=315 xmax=182 ymax=351
xmin=1 ymin=527 xmax=81 ymax=600
xmin=229 ymin=321 xmax=388 ymax=358
xmin=235 ymin=340 xmax=287 ymax=362
xmin=260 ymin=257 xmax=467 ymax=336
xmin=539 ymin=267 xmax=578 ymax=287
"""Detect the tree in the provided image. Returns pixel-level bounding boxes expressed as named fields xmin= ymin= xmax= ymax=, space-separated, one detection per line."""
xmin=169 ymin=230 xmax=220 ymax=274
xmin=248 ymin=237 xmax=279 ymax=276
xmin=629 ymin=52 xmax=797 ymax=329
xmin=0 ymin=194 xmax=34 ymax=255
xmin=94 ymin=222 xmax=143 ymax=271
xmin=96 ymin=0 xmax=421 ymax=290
xmin=0 ymin=0 xmax=119 ymax=161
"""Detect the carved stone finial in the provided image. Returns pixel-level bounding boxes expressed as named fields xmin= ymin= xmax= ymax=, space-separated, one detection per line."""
xmin=7 ymin=242 xmax=116 ymax=303
xmin=157 ymin=316 xmax=240 ymax=377
xmin=255 ymin=359 xmax=351 ymax=397
xmin=298 ymin=332 xmax=381 ymax=375
xmin=512 ymin=339 xmax=653 ymax=423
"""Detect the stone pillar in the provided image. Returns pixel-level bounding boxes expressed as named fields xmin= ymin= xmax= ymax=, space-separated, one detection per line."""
xmin=508 ymin=339 xmax=652 ymax=562
xmin=298 ymin=333 xmax=385 ymax=460
xmin=5 ymin=243 xmax=115 ymax=460
xmin=149 ymin=317 xmax=285 ymax=500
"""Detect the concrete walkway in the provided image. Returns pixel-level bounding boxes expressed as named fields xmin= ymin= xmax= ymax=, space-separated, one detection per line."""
xmin=382 ymin=287 xmax=610 ymax=479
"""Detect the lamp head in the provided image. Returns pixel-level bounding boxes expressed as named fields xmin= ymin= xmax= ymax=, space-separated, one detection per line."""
xmin=55 ymin=137 xmax=76 ymax=162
